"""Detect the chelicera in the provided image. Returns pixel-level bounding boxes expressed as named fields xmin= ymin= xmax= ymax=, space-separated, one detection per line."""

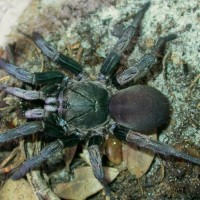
xmin=0 ymin=2 xmax=199 ymax=197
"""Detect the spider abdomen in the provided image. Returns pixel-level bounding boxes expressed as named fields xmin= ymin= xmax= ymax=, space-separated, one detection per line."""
xmin=109 ymin=85 xmax=170 ymax=132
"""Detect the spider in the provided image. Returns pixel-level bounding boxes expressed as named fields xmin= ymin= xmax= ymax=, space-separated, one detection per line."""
xmin=0 ymin=2 xmax=199 ymax=197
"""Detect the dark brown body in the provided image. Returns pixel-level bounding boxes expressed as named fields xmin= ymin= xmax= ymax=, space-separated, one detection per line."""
xmin=109 ymin=85 xmax=170 ymax=132
xmin=59 ymin=82 xmax=169 ymax=133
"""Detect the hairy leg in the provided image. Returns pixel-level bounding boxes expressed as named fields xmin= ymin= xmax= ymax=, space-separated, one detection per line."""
xmin=99 ymin=2 xmax=150 ymax=79
xmin=113 ymin=125 xmax=200 ymax=165
xmin=116 ymin=34 xmax=177 ymax=85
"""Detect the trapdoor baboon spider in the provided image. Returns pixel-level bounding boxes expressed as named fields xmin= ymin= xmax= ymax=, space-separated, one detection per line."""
xmin=0 ymin=2 xmax=199 ymax=197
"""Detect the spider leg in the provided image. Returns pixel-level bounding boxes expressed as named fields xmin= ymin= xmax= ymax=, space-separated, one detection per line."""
xmin=0 ymin=121 xmax=44 ymax=143
xmin=0 ymin=58 xmax=65 ymax=84
xmin=31 ymin=32 xmax=83 ymax=76
xmin=11 ymin=139 xmax=64 ymax=179
xmin=11 ymin=128 xmax=82 ymax=179
xmin=113 ymin=126 xmax=200 ymax=165
xmin=99 ymin=2 xmax=150 ymax=79
xmin=116 ymin=34 xmax=177 ymax=85
xmin=25 ymin=105 xmax=63 ymax=119
xmin=0 ymin=84 xmax=45 ymax=100
xmin=88 ymin=134 xmax=111 ymax=197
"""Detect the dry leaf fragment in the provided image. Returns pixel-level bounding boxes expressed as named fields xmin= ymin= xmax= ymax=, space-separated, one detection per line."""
xmin=0 ymin=179 xmax=37 ymax=200
xmin=54 ymin=166 xmax=119 ymax=200
xmin=64 ymin=146 xmax=77 ymax=171
xmin=122 ymin=132 xmax=157 ymax=178
xmin=105 ymin=135 xmax=123 ymax=165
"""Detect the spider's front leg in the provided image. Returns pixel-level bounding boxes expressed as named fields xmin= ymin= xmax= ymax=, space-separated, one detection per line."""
xmin=0 ymin=58 xmax=66 ymax=85
xmin=0 ymin=58 xmax=70 ymax=112
xmin=116 ymin=34 xmax=177 ymax=85
xmin=12 ymin=139 xmax=64 ymax=179
xmin=88 ymin=134 xmax=111 ymax=197
xmin=0 ymin=84 xmax=45 ymax=100
xmin=11 ymin=127 xmax=82 ymax=179
xmin=99 ymin=2 xmax=150 ymax=80
xmin=0 ymin=121 xmax=43 ymax=144
xmin=113 ymin=126 xmax=200 ymax=165
xmin=31 ymin=32 xmax=83 ymax=77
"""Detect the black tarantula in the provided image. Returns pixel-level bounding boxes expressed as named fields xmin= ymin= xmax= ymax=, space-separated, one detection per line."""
xmin=0 ymin=2 xmax=199 ymax=197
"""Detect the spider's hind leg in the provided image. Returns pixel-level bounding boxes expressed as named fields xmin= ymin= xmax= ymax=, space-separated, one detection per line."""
xmin=113 ymin=126 xmax=200 ymax=166
xmin=116 ymin=34 xmax=177 ymax=85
